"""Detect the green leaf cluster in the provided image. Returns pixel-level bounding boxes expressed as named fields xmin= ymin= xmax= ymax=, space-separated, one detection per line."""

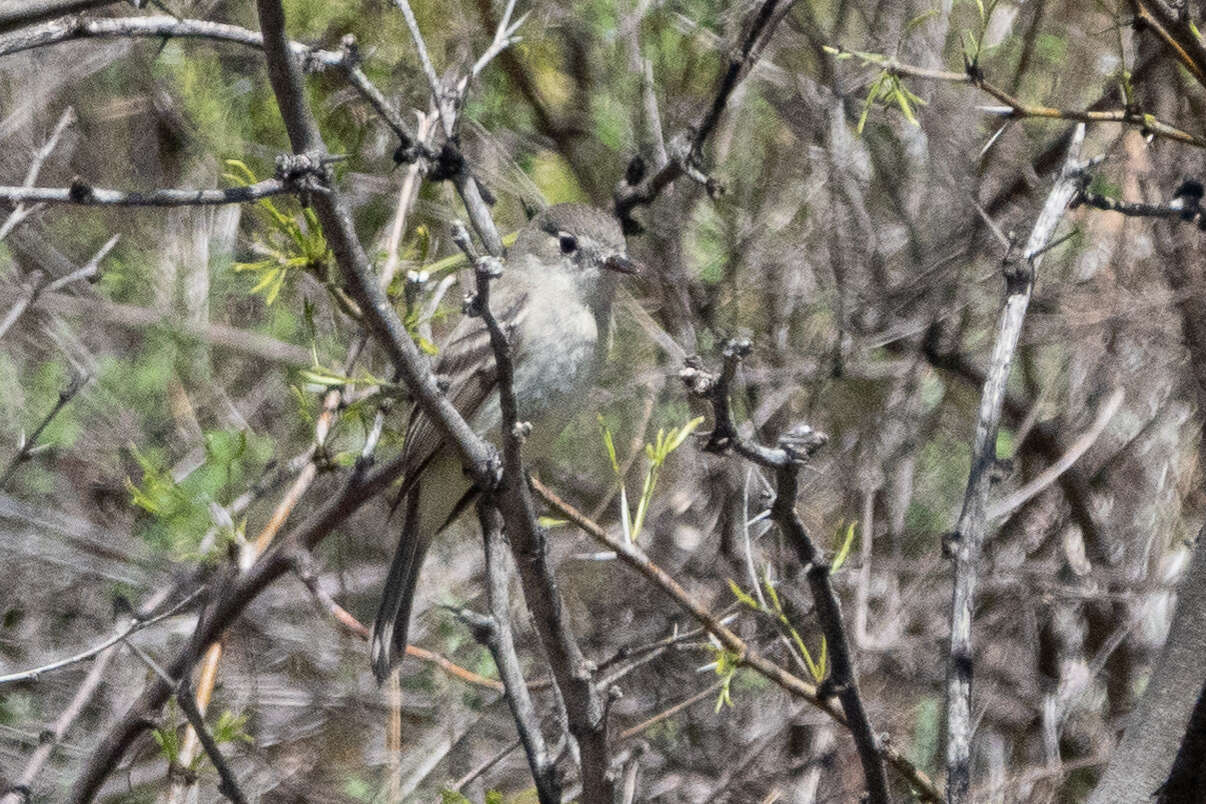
xmin=600 ymin=415 xmax=703 ymax=544
xmin=729 ymin=572 xmax=829 ymax=684
xmin=126 ymin=429 xmax=273 ymax=557
xmin=224 ymin=160 xmax=333 ymax=306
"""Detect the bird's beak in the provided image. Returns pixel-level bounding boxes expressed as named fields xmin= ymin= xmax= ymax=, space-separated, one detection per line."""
xmin=603 ymin=253 xmax=640 ymax=275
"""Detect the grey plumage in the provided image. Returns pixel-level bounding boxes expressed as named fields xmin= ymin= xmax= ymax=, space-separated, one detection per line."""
xmin=371 ymin=203 xmax=634 ymax=681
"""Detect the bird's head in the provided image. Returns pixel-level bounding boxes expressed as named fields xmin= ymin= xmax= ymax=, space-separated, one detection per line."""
xmin=511 ymin=203 xmax=638 ymax=298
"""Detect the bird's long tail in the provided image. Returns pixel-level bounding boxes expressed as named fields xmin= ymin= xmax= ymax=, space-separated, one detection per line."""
xmin=371 ymin=483 xmax=429 ymax=682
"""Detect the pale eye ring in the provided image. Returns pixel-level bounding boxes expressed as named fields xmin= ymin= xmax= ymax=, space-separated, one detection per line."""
xmin=558 ymin=232 xmax=578 ymax=254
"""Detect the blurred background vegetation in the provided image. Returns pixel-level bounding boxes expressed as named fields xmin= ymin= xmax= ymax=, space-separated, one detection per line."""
xmin=2 ymin=0 xmax=1205 ymax=800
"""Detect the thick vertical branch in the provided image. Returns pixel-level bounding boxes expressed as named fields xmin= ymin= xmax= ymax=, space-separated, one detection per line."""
xmin=65 ymin=2 xmax=508 ymax=799
xmin=470 ymin=503 xmax=560 ymax=803
xmin=472 ymin=256 xmax=614 ymax=802
xmin=944 ymin=125 xmax=1087 ymax=804
xmin=1087 ymin=525 xmax=1206 ymax=803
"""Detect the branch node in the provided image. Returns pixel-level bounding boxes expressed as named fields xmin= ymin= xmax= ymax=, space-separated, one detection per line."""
xmin=679 ymin=356 xmax=718 ymax=397
xmin=722 ymin=337 xmax=753 ymax=363
xmin=624 ymin=154 xmax=647 ymax=186
xmin=988 ymin=457 xmax=1014 ymax=484
xmin=449 ymin=219 xmax=480 ymax=261
xmin=429 ymin=140 xmax=465 ymax=182
xmin=475 ymin=255 xmax=505 ymax=281
xmin=481 ymin=447 xmax=504 ymax=493
xmin=338 ymin=33 xmax=360 ymax=67
xmin=962 ymin=52 xmax=985 ymax=85
xmin=777 ymin=424 xmax=829 ymax=463
xmin=463 ymin=259 xmax=504 ymax=321
xmin=273 ymin=150 xmax=334 ymax=205
xmin=941 ymin=530 xmax=961 ymax=559
xmin=67 ymin=177 xmax=92 ymax=203
xmin=451 ymin=605 xmax=498 ymax=646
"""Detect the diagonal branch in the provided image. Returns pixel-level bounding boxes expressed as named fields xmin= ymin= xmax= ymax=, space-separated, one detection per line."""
xmin=65 ymin=1 xmax=501 ymax=796
xmin=681 ymin=341 xmax=890 ymax=804
xmin=0 ymin=588 xmax=203 ymax=685
xmin=0 ymin=105 xmax=75 ymax=241
xmin=827 ymin=54 xmax=1206 ymax=149
xmin=986 ymin=387 xmax=1124 ymax=523
xmin=613 ymin=0 xmax=795 ymax=231
xmin=121 ymin=640 xmax=249 ymax=804
xmin=1128 ymin=0 xmax=1206 ymax=91
xmin=530 ymin=476 xmax=943 ymax=803
xmin=0 ymin=233 xmax=118 ymax=342
xmin=255 ymin=0 xmax=497 ymax=486
xmin=66 ymin=451 xmax=412 ymax=802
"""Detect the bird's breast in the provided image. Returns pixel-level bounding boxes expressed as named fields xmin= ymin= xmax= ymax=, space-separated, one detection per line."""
xmin=470 ymin=290 xmax=600 ymax=449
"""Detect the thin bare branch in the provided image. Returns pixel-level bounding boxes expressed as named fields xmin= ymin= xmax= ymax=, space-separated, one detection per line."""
xmin=39 ymin=291 xmax=311 ymax=365
xmin=0 ymin=233 xmax=117 ymax=342
xmin=614 ymin=0 xmax=795 ymax=230
xmin=0 ymin=371 xmax=86 ymax=490
xmin=682 ymin=343 xmax=889 ymax=804
xmin=987 ymin=387 xmax=1124 ymax=522
xmin=122 ymin=640 xmax=249 ymax=804
xmin=0 ymin=16 xmax=424 ymax=154
xmin=0 ymin=588 xmax=202 ymax=685
xmin=0 ymin=105 xmax=75 ymax=241
xmin=0 ymin=177 xmax=295 ymax=207
xmin=830 ymin=54 xmax=1206 ymax=148
xmin=472 ymin=502 xmax=559 ymax=803
xmin=945 ymin=125 xmax=1088 ymax=804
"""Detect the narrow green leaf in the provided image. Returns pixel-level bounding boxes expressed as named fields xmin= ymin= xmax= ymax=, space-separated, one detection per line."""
xmin=664 ymin=416 xmax=705 ymax=454
xmin=831 ymin=520 xmax=859 ymax=573
xmin=599 ymin=415 xmax=620 ymax=475
xmin=857 ymin=74 xmax=885 ymax=134
xmin=763 ymin=573 xmax=783 ymax=614
xmin=727 ymin=578 xmax=761 ymax=610
xmin=904 ymin=9 xmax=938 ymax=34
xmin=895 ymin=83 xmax=918 ymax=125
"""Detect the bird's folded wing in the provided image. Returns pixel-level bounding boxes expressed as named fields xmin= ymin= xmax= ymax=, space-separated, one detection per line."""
xmin=395 ymin=289 xmax=529 ymax=489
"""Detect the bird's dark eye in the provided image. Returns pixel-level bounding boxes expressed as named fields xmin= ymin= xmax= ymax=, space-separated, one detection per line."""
xmin=558 ymin=232 xmax=578 ymax=254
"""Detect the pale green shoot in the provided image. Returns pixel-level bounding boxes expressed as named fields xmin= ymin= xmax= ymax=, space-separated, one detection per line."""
xmin=728 ymin=571 xmax=829 ymax=684
xmin=857 ymin=72 xmax=927 ymax=134
xmin=600 ymin=416 xmax=704 ymax=544
xmin=830 ymin=520 xmax=859 ymax=573
xmin=963 ymin=0 xmax=1002 ymax=69
xmin=706 ymin=642 xmax=742 ymax=712
xmin=224 ymin=160 xmax=331 ymax=306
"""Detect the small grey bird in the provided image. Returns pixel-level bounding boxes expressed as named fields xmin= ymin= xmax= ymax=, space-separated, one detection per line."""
xmin=371 ymin=203 xmax=637 ymax=681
